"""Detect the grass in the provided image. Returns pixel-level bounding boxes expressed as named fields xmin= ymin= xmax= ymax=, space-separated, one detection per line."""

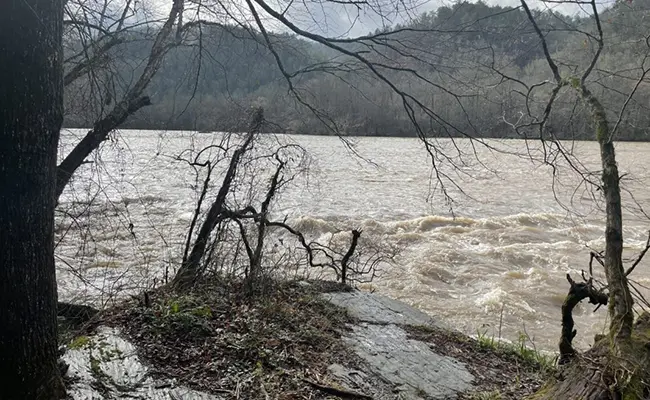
xmin=475 ymin=328 xmax=557 ymax=373
xmin=405 ymin=323 xmax=550 ymax=400
xmin=469 ymin=390 xmax=503 ymax=400
xmin=68 ymin=335 xmax=91 ymax=350
xmin=69 ymin=276 xmax=553 ymax=399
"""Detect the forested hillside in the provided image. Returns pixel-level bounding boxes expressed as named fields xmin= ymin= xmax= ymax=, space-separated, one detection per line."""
xmin=64 ymin=0 xmax=650 ymax=140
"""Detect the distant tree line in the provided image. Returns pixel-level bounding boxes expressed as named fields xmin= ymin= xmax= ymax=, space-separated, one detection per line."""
xmin=64 ymin=0 xmax=650 ymax=140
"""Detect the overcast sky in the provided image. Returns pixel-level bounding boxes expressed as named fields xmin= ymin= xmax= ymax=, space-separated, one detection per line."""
xmin=152 ymin=0 xmax=618 ymax=37
xmin=297 ymin=0 xmax=618 ymax=37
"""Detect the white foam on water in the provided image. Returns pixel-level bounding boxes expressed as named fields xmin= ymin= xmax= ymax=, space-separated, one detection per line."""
xmin=56 ymin=132 xmax=650 ymax=352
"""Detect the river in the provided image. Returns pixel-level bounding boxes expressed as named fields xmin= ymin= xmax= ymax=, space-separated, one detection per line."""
xmin=56 ymin=129 xmax=650 ymax=352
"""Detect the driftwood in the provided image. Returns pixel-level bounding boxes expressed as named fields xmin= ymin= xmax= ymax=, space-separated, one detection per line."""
xmin=558 ymin=274 xmax=608 ymax=365
xmin=302 ymin=378 xmax=373 ymax=399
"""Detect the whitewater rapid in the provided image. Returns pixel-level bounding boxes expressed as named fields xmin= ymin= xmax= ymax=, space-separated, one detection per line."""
xmin=56 ymin=130 xmax=650 ymax=351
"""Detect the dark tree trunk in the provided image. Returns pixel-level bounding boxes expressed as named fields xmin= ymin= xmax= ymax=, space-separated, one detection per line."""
xmin=0 ymin=1 xmax=66 ymax=399
xmin=172 ymin=131 xmax=256 ymax=290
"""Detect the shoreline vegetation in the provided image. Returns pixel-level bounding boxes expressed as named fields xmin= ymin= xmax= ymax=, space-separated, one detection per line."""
xmin=59 ymin=277 xmax=552 ymax=399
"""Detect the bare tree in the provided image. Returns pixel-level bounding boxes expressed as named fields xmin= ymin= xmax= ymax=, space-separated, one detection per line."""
xmin=172 ymin=109 xmax=263 ymax=289
xmin=495 ymin=0 xmax=650 ymax=397
xmin=58 ymin=0 xmax=185 ymax=199
xmin=169 ymin=105 xmax=396 ymax=292
xmin=56 ymin=3 xmax=650 ymax=388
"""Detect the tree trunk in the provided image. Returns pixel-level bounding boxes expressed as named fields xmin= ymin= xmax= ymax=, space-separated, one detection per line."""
xmin=172 ymin=131 xmax=256 ymax=290
xmin=56 ymin=95 xmax=151 ymax=197
xmin=531 ymin=88 xmax=639 ymax=400
xmin=530 ymin=313 xmax=650 ymax=400
xmin=582 ymin=87 xmax=634 ymax=340
xmin=0 ymin=1 xmax=66 ymax=399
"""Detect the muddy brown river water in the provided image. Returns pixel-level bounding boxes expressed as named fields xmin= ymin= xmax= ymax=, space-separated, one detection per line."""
xmin=56 ymin=130 xmax=650 ymax=352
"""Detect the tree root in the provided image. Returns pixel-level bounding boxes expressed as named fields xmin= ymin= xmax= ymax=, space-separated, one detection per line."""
xmin=531 ymin=312 xmax=650 ymax=400
xmin=559 ymin=273 xmax=608 ymax=365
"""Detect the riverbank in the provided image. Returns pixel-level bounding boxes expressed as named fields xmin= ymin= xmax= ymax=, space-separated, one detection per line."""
xmin=59 ymin=278 xmax=553 ymax=399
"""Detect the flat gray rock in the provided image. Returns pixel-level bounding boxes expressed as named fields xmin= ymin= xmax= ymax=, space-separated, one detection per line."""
xmin=64 ymin=326 xmax=222 ymax=400
xmin=323 ymin=291 xmax=474 ymax=399
xmin=343 ymin=323 xmax=474 ymax=399
xmin=323 ymin=291 xmax=446 ymax=328
xmin=328 ymin=364 xmax=394 ymax=399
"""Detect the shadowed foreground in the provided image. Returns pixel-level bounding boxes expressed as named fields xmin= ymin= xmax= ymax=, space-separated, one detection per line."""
xmin=60 ymin=279 xmax=549 ymax=399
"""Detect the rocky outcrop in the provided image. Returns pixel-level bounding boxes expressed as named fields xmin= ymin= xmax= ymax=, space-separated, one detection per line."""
xmin=323 ymin=291 xmax=474 ymax=399
xmin=323 ymin=291 xmax=447 ymax=327
xmin=62 ymin=286 xmax=544 ymax=399
xmin=63 ymin=326 xmax=221 ymax=400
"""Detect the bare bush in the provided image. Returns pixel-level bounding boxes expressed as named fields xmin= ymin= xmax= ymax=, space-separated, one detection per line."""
xmin=170 ymin=108 xmax=398 ymax=293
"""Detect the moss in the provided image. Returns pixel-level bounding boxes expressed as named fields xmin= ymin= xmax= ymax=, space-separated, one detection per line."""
xmin=69 ymin=335 xmax=91 ymax=349
xmin=530 ymin=319 xmax=650 ymax=399
xmin=164 ymin=295 xmax=212 ymax=318
xmin=89 ymin=354 xmax=102 ymax=377
xmin=170 ymin=301 xmax=180 ymax=314
xmin=98 ymin=345 xmax=123 ymax=361
xmin=596 ymin=121 xmax=609 ymax=143
xmin=567 ymin=76 xmax=580 ymax=89
xmin=621 ymin=376 xmax=643 ymax=400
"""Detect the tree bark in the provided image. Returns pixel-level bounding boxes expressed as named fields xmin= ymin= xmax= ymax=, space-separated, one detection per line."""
xmin=558 ymin=274 xmax=608 ymax=365
xmin=0 ymin=1 xmax=66 ymax=399
xmin=530 ymin=313 xmax=650 ymax=400
xmin=532 ymin=88 xmax=640 ymax=400
xmin=172 ymin=131 xmax=256 ymax=290
xmin=56 ymin=95 xmax=151 ymax=197
xmin=580 ymin=86 xmax=634 ymax=340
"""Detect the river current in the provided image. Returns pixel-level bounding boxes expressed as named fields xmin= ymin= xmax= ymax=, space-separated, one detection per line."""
xmin=56 ymin=129 xmax=650 ymax=352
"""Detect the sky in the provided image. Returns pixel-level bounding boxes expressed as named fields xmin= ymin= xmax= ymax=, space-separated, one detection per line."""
xmin=150 ymin=0 xmax=618 ymax=38
xmin=291 ymin=0 xmax=619 ymax=37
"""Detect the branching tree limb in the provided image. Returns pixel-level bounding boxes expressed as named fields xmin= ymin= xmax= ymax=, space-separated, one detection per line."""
xmin=172 ymin=108 xmax=263 ymax=290
xmin=559 ymin=273 xmax=607 ymax=365
xmin=518 ymin=0 xmax=634 ymax=340
xmin=57 ymin=0 xmax=185 ymax=199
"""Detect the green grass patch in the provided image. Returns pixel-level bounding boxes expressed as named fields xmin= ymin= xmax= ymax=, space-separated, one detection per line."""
xmin=475 ymin=329 xmax=557 ymax=372
xmin=68 ymin=335 xmax=92 ymax=350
